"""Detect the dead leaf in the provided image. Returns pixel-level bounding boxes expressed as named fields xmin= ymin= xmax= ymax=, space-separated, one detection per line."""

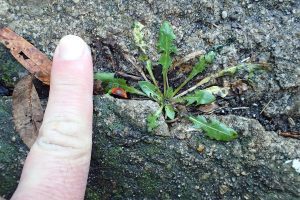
xmin=231 ymin=80 xmax=248 ymax=94
xmin=171 ymin=50 xmax=205 ymax=71
xmin=13 ymin=75 xmax=43 ymax=148
xmin=0 ymin=27 xmax=52 ymax=85
xmin=198 ymin=103 xmax=220 ymax=113
xmin=111 ymin=87 xmax=128 ymax=98
xmin=205 ymin=86 xmax=230 ymax=98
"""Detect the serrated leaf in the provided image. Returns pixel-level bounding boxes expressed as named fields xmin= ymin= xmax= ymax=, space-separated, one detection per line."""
xmin=189 ymin=51 xmax=216 ymax=79
xmin=133 ymin=21 xmax=147 ymax=53
xmin=166 ymin=87 xmax=174 ymax=98
xmin=204 ymin=51 xmax=216 ymax=64
xmin=184 ymin=90 xmax=215 ymax=106
xmin=173 ymin=51 xmax=216 ymax=96
xmin=189 ymin=116 xmax=238 ymax=141
xmin=138 ymin=81 xmax=162 ymax=101
xmin=165 ymin=104 xmax=175 ymax=120
xmin=147 ymin=113 xmax=159 ymax=132
xmin=95 ymin=72 xmax=144 ymax=95
xmin=147 ymin=107 xmax=163 ymax=132
xmin=158 ymin=21 xmax=177 ymax=73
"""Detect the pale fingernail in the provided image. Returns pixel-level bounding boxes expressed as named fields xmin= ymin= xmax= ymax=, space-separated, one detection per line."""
xmin=56 ymin=35 xmax=90 ymax=60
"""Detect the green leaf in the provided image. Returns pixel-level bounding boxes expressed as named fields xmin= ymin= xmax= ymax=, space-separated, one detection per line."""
xmin=147 ymin=107 xmax=163 ymax=132
xmin=147 ymin=113 xmax=159 ymax=132
xmin=166 ymin=87 xmax=174 ymax=99
xmin=133 ymin=21 xmax=147 ymax=53
xmin=138 ymin=81 xmax=162 ymax=101
xmin=189 ymin=116 xmax=238 ymax=141
xmin=173 ymin=51 xmax=216 ymax=96
xmin=95 ymin=72 xmax=144 ymax=95
xmin=158 ymin=21 xmax=177 ymax=74
xmin=184 ymin=90 xmax=215 ymax=106
xmin=165 ymin=104 xmax=175 ymax=120
xmin=94 ymin=72 xmax=115 ymax=82
xmin=204 ymin=51 xmax=216 ymax=64
xmin=189 ymin=51 xmax=216 ymax=79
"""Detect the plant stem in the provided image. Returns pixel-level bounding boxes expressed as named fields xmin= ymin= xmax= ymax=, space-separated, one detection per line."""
xmin=173 ymin=77 xmax=192 ymax=96
xmin=173 ymin=63 xmax=263 ymax=99
xmin=147 ymin=67 xmax=159 ymax=88
xmin=163 ymin=74 xmax=167 ymax=96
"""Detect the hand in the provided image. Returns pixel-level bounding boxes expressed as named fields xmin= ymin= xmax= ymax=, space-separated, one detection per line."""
xmin=12 ymin=35 xmax=93 ymax=200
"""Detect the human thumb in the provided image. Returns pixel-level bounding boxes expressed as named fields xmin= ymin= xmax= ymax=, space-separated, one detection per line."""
xmin=12 ymin=35 xmax=93 ymax=200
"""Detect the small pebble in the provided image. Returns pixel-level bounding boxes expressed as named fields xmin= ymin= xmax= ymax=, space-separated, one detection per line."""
xmin=11 ymin=136 xmax=16 ymax=142
xmin=288 ymin=117 xmax=295 ymax=127
xmin=221 ymin=11 xmax=228 ymax=19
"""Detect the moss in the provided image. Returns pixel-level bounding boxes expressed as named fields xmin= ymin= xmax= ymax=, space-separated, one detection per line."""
xmin=85 ymin=188 xmax=101 ymax=200
xmin=137 ymin=171 xmax=161 ymax=196
xmin=0 ymin=44 xmax=26 ymax=88
xmin=0 ymin=142 xmax=20 ymax=198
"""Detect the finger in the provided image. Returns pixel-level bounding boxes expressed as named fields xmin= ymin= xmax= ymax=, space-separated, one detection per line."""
xmin=12 ymin=35 xmax=93 ymax=200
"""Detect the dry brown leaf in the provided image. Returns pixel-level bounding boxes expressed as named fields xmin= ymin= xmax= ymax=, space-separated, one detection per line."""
xmin=171 ymin=50 xmax=205 ymax=71
xmin=231 ymin=80 xmax=248 ymax=94
xmin=13 ymin=75 xmax=43 ymax=148
xmin=0 ymin=27 xmax=52 ymax=85
xmin=198 ymin=103 xmax=220 ymax=113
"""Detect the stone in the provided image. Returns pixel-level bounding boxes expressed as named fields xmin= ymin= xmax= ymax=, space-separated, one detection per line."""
xmin=221 ymin=11 xmax=228 ymax=19
xmin=1 ymin=97 xmax=300 ymax=199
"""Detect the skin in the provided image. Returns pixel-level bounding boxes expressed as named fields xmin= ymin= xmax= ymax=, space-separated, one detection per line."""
xmin=11 ymin=35 xmax=93 ymax=200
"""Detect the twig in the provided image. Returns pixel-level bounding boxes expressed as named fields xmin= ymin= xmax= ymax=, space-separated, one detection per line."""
xmin=166 ymin=118 xmax=179 ymax=123
xmin=170 ymin=50 xmax=205 ymax=71
xmin=231 ymin=107 xmax=249 ymax=110
xmin=279 ymin=132 xmax=300 ymax=140
xmin=115 ymin=71 xmax=143 ymax=81
xmin=260 ymin=99 xmax=272 ymax=114
xmin=241 ymin=57 xmax=250 ymax=63
xmin=122 ymin=52 xmax=149 ymax=81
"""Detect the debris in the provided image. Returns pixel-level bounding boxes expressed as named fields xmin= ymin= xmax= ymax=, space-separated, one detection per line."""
xmin=196 ymin=144 xmax=205 ymax=153
xmin=198 ymin=103 xmax=220 ymax=113
xmin=171 ymin=50 xmax=205 ymax=71
xmin=115 ymin=71 xmax=143 ymax=81
xmin=0 ymin=27 xmax=52 ymax=85
xmin=287 ymin=117 xmax=295 ymax=127
xmin=260 ymin=99 xmax=272 ymax=114
xmin=231 ymin=80 xmax=248 ymax=94
xmin=279 ymin=131 xmax=300 ymax=140
xmin=205 ymin=86 xmax=229 ymax=98
xmin=12 ymin=75 xmax=43 ymax=148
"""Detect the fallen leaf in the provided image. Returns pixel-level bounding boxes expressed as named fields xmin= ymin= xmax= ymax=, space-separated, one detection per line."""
xmin=111 ymin=87 xmax=128 ymax=98
xmin=205 ymin=86 xmax=229 ymax=98
xmin=171 ymin=50 xmax=205 ymax=71
xmin=0 ymin=27 xmax=52 ymax=85
xmin=13 ymin=75 xmax=43 ymax=148
xmin=198 ymin=103 xmax=220 ymax=113
xmin=231 ymin=80 xmax=248 ymax=94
